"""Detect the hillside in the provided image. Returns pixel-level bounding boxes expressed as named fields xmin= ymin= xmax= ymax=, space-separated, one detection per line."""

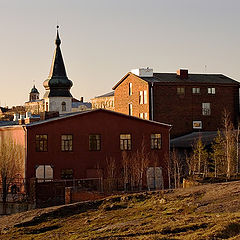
xmin=0 ymin=181 xmax=240 ymax=239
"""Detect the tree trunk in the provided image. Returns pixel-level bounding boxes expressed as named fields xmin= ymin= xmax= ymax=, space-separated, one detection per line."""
xmin=2 ymin=176 xmax=7 ymax=204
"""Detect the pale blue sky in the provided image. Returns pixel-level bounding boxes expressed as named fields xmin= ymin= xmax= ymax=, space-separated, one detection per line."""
xmin=0 ymin=0 xmax=240 ymax=106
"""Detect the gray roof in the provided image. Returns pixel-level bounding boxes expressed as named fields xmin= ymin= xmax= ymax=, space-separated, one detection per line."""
xmin=0 ymin=109 xmax=171 ymax=129
xmin=95 ymin=91 xmax=114 ymax=98
xmin=141 ymin=73 xmax=239 ymax=85
xmin=170 ymin=131 xmax=218 ymax=148
xmin=0 ymin=121 xmax=18 ymax=127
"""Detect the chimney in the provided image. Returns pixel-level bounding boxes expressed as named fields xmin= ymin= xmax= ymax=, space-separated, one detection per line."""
xmin=177 ymin=69 xmax=188 ymax=79
xmin=80 ymin=97 xmax=83 ymax=102
xmin=18 ymin=114 xmax=25 ymax=125
xmin=13 ymin=113 xmax=20 ymax=122
xmin=25 ymin=112 xmax=32 ymax=119
xmin=131 ymin=68 xmax=153 ymax=77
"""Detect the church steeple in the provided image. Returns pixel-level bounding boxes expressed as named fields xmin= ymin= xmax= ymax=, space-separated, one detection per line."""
xmin=43 ymin=26 xmax=73 ymax=98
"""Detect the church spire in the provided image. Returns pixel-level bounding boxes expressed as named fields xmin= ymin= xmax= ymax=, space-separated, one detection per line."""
xmin=43 ymin=26 xmax=73 ymax=98
xmin=48 ymin=25 xmax=67 ymax=78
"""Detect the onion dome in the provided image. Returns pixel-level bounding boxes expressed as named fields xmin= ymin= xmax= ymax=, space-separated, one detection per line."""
xmin=43 ymin=26 xmax=73 ymax=98
xmin=30 ymin=85 xmax=39 ymax=94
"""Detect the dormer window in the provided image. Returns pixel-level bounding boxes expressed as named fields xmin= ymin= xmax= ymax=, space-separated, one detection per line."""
xmin=62 ymin=102 xmax=66 ymax=112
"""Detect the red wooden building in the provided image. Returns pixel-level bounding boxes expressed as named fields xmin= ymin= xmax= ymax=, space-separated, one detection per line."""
xmin=0 ymin=109 xmax=171 ymax=190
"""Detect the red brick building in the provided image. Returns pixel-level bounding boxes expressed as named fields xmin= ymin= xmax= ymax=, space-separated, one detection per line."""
xmin=0 ymin=109 xmax=171 ymax=189
xmin=113 ymin=68 xmax=240 ymax=138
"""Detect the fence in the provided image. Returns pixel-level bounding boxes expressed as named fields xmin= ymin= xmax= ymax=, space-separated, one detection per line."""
xmin=35 ymin=178 xmax=101 ymax=207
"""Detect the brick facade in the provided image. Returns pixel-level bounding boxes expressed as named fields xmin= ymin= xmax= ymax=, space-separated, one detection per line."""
xmin=114 ymin=74 xmax=150 ymax=119
xmin=113 ymin=71 xmax=239 ymax=138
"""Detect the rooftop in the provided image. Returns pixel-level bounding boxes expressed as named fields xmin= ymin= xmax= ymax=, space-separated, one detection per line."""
xmin=170 ymin=131 xmax=218 ymax=148
xmin=94 ymin=91 xmax=114 ymax=99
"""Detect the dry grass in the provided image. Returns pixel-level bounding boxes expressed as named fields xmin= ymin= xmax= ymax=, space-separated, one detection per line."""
xmin=1 ymin=181 xmax=240 ymax=239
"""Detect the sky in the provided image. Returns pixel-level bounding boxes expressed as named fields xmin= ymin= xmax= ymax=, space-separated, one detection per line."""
xmin=0 ymin=0 xmax=240 ymax=107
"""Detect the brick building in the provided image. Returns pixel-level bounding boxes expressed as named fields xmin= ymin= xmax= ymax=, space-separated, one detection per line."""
xmin=91 ymin=91 xmax=114 ymax=111
xmin=113 ymin=68 xmax=240 ymax=138
xmin=0 ymin=109 xmax=171 ymax=189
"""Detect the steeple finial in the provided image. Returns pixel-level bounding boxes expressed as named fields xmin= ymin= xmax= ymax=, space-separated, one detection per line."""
xmin=55 ymin=25 xmax=61 ymax=46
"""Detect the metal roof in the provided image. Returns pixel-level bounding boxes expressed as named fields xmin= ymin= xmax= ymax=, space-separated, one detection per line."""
xmin=94 ymin=91 xmax=114 ymax=98
xmin=170 ymin=131 xmax=218 ymax=148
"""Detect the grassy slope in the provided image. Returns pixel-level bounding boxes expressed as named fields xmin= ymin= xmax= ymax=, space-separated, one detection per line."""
xmin=1 ymin=181 xmax=240 ymax=240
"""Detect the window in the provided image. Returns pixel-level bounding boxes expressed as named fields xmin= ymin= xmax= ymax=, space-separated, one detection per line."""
xmin=139 ymin=90 xmax=147 ymax=104
xmin=144 ymin=90 xmax=147 ymax=104
xmin=144 ymin=113 xmax=148 ymax=119
xmin=129 ymin=103 xmax=133 ymax=116
xmin=208 ymin=88 xmax=215 ymax=94
xmin=192 ymin=87 xmax=200 ymax=94
xmin=129 ymin=83 xmax=132 ymax=96
xmin=120 ymin=134 xmax=131 ymax=150
xmin=46 ymin=102 xmax=48 ymax=111
xmin=202 ymin=103 xmax=211 ymax=115
xmin=151 ymin=134 xmax=162 ymax=149
xmin=61 ymin=135 xmax=73 ymax=151
xmin=139 ymin=113 xmax=144 ymax=119
xmin=62 ymin=102 xmax=66 ymax=111
xmin=36 ymin=165 xmax=53 ymax=180
xmin=36 ymin=135 xmax=48 ymax=152
xmin=89 ymin=134 xmax=101 ymax=151
xmin=139 ymin=91 xmax=143 ymax=104
xmin=177 ymin=87 xmax=185 ymax=95
xmin=61 ymin=169 xmax=73 ymax=179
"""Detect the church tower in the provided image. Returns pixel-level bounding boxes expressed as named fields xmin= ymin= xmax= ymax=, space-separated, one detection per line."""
xmin=29 ymin=85 xmax=39 ymax=101
xmin=43 ymin=26 xmax=73 ymax=114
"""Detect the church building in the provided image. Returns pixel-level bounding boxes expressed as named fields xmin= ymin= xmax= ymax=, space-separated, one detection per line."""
xmin=25 ymin=26 xmax=91 ymax=115
xmin=43 ymin=26 xmax=73 ymax=114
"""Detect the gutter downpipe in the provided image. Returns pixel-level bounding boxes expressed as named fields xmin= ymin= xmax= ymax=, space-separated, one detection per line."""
xmin=151 ymin=82 xmax=154 ymax=120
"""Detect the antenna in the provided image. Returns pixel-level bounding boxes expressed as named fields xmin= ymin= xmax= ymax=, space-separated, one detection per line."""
xmin=204 ymin=65 xmax=207 ymax=73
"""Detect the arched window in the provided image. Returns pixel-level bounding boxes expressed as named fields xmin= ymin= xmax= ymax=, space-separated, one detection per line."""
xmin=62 ymin=102 xmax=66 ymax=112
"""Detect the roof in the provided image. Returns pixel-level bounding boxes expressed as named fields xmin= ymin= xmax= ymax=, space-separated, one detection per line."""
xmin=170 ymin=131 xmax=218 ymax=148
xmin=0 ymin=121 xmax=18 ymax=127
xmin=0 ymin=109 xmax=171 ymax=129
xmin=72 ymin=102 xmax=92 ymax=108
xmin=30 ymin=85 xmax=39 ymax=94
xmin=113 ymin=72 xmax=240 ymax=89
xmin=94 ymin=91 xmax=114 ymax=99
xmin=43 ymin=26 xmax=73 ymax=98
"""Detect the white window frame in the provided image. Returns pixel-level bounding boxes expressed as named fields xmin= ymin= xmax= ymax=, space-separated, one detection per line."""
xmin=208 ymin=87 xmax=215 ymax=94
xmin=192 ymin=87 xmax=200 ymax=94
xmin=143 ymin=90 xmax=147 ymax=104
xmin=36 ymin=165 xmax=53 ymax=181
xmin=129 ymin=83 xmax=132 ymax=96
xmin=202 ymin=103 xmax=211 ymax=115
xmin=139 ymin=91 xmax=143 ymax=104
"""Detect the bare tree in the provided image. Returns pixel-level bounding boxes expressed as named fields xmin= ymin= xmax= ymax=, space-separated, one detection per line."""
xmin=0 ymin=136 xmax=24 ymax=203
xmin=105 ymin=156 xmax=117 ymax=192
xmin=171 ymin=149 xmax=182 ymax=188
xmin=122 ymin=151 xmax=130 ymax=191
xmin=134 ymin=139 xmax=150 ymax=191
xmin=191 ymin=136 xmax=208 ymax=176
xmin=164 ymin=152 xmax=172 ymax=189
xmin=222 ymin=110 xmax=236 ymax=179
xmin=211 ymin=130 xmax=226 ymax=177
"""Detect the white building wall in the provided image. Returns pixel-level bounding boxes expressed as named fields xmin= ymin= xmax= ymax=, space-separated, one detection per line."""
xmin=45 ymin=97 xmax=72 ymax=114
